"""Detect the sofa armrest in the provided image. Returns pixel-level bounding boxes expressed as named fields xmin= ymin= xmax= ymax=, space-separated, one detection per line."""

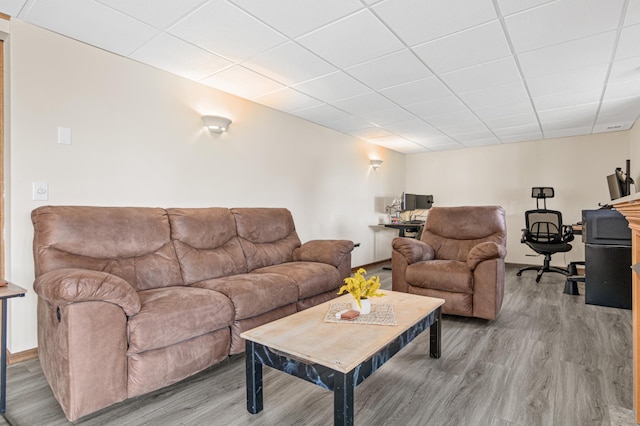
xmin=293 ymin=240 xmax=355 ymax=267
xmin=391 ymin=237 xmax=435 ymax=265
xmin=34 ymin=268 xmax=141 ymax=316
xmin=467 ymin=242 xmax=507 ymax=270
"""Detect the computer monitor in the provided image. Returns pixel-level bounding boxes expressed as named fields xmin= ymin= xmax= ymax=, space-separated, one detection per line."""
xmin=415 ymin=194 xmax=433 ymax=210
xmin=401 ymin=192 xmax=416 ymax=211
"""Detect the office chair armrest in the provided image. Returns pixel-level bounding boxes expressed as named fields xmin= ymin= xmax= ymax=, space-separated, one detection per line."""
xmin=467 ymin=242 xmax=507 ymax=270
xmin=561 ymin=225 xmax=575 ymax=243
xmin=392 ymin=237 xmax=435 ymax=264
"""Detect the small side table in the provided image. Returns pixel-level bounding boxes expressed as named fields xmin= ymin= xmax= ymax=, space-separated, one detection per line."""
xmin=0 ymin=282 xmax=27 ymax=415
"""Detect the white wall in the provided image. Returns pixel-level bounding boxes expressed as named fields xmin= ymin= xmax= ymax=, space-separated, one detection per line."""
xmin=406 ymin=132 xmax=631 ymax=267
xmin=4 ymin=20 xmax=406 ymax=352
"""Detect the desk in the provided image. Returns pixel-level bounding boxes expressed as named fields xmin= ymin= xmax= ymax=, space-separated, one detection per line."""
xmin=384 ymin=223 xmax=422 ymax=237
xmin=0 ymin=282 xmax=26 ymax=415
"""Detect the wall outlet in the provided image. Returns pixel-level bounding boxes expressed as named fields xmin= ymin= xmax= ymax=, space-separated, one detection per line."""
xmin=33 ymin=182 xmax=48 ymax=201
xmin=57 ymin=127 xmax=71 ymax=145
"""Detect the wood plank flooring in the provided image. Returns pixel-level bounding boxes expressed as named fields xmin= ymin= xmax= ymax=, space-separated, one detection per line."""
xmin=1 ymin=264 xmax=636 ymax=425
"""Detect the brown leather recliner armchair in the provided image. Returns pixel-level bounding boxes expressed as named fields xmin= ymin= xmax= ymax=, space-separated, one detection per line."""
xmin=392 ymin=206 xmax=507 ymax=320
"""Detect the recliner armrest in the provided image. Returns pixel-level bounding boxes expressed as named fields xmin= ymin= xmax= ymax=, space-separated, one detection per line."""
xmin=34 ymin=268 xmax=141 ymax=316
xmin=467 ymin=242 xmax=507 ymax=270
xmin=293 ymin=239 xmax=355 ymax=267
xmin=392 ymin=237 xmax=435 ymax=264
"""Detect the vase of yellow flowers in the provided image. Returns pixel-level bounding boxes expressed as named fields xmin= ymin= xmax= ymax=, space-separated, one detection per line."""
xmin=337 ymin=268 xmax=384 ymax=315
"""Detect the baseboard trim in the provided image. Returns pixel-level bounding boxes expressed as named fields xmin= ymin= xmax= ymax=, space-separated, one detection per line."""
xmin=353 ymin=259 xmax=390 ymax=271
xmin=8 ymin=347 xmax=38 ymax=365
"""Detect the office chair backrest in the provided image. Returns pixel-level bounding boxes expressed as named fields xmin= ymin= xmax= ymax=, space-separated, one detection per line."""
xmin=525 ymin=209 xmax=563 ymax=244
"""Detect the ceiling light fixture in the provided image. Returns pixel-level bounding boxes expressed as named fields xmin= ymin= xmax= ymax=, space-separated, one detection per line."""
xmin=202 ymin=115 xmax=232 ymax=134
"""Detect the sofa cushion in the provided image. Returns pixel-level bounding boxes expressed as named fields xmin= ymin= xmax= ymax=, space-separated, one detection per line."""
xmin=167 ymin=208 xmax=247 ymax=284
xmin=232 ymin=208 xmax=301 ymax=271
xmin=191 ymin=273 xmax=298 ymax=320
xmin=127 ymin=287 xmax=234 ymax=354
xmin=255 ymin=262 xmax=341 ymax=299
xmin=31 ymin=206 xmax=184 ymax=291
xmin=406 ymin=260 xmax=473 ymax=294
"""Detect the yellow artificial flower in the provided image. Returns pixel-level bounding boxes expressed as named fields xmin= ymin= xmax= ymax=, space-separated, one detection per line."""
xmin=337 ymin=268 xmax=385 ymax=308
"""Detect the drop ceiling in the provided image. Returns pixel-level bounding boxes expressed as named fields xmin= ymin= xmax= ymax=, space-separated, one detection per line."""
xmin=3 ymin=0 xmax=640 ymax=154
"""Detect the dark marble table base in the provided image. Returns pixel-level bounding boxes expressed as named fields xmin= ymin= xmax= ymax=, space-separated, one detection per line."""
xmin=246 ymin=307 xmax=441 ymax=426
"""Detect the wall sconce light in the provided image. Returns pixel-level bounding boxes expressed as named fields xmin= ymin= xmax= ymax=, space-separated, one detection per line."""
xmin=370 ymin=159 xmax=383 ymax=170
xmin=202 ymin=115 xmax=232 ymax=134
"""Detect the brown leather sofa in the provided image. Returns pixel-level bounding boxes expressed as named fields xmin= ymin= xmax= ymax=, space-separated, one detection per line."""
xmin=31 ymin=206 xmax=354 ymax=421
xmin=391 ymin=206 xmax=507 ymax=320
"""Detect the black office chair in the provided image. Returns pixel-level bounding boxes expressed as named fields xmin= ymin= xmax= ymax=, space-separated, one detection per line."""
xmin=516 ymin=187 xmax=574 ymax=282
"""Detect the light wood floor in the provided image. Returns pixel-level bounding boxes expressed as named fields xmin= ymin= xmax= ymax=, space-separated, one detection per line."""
xmin=1 ymin=264 xmax=636 ymax=426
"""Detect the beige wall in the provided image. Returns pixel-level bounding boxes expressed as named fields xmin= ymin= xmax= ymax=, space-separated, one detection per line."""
xmin=630 ymin=122 xmax=639 ymax=183
xmin=4 ymin=20 xmax=406 ymax=352
xmin=406 ymin=132 xmax=631 ymax=267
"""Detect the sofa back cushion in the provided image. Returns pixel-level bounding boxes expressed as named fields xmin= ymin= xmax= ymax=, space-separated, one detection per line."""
xmin=31 ymin=206 xmax=183 ymax=291
xmin=421 ymin=206 xmax=507 ymax=262
xmin=167 ymin=208 xmax=248 ymax=285
xmin=231 ymin=208 xmax=301 ymax=271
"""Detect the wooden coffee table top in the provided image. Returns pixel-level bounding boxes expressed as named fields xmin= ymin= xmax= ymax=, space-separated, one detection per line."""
xmin=241 ymin=290 xmax=444 ymax=373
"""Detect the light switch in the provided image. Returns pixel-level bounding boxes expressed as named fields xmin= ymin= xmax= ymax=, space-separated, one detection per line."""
xmin=57 ymin=127 xmax=71 ymax=145
xmin=33 ymin=182 xmax=48 ymax=201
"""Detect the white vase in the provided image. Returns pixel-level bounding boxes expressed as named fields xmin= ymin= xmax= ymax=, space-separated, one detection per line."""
xmin=352 ymin=298 xmax=371 ymax=315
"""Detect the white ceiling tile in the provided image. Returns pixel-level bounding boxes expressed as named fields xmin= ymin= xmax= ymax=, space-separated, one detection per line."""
xmin=413 ymin=20 xmax=511 ymax=74
xmin=597 ymin=97 xmax=640 ymax=122
xmin=168 ymin=0 xmax=287 ymax=62
xmin=365 ymin=134 xmax=427 ymax=152
xmin=324 ymin=115 xmax=377 ymax=134
xmin=484 ymin=113 xmax=539 ymax=130
xmin=538 ymin=103 xmax=599 ymax=125
xmin=615 ymin=24 xmax=640 ymax=60
xmin=380 ymin=77 xmax=452 ymax=105
xmin=608 ymin=56 xmax=640 ymax=84
xmin=500 ymin=131 xmax=544 ymax=144
xmin=496 ymin=0 xmax=555 ymax=17
xmin=96 ymin=0 xmax=207 ymax=29
xmin=345 ymin=49 xmax=432 ymax=90
xmin=625 ymin=0 xmax=640 ymax=26
xmin=23 ymin=0 xmax=159 ymax=56
xmin=460 ymin=137 xmax=501 ymax=147
xmin=451 ymin=129 xmax=496 ymax=142
xmin=200 ymin=65 xmax=285 ymax=99
xmin=384 ymin=118 xmax=443 ymax=137
xmin=435 ymin=118 xmax=489 ymax=135
xmin=532 ymin=87 xmax=603 ymax=110
xmin=505 ymin=0 xmax=625 ymax=53
xmin=541 ymin=116 xmax=595 ymax=131
xmin=373 ymin=0 xmax=496 ymax=46
xmin=0 ymin=0 xmax=27 ymax=16
xmin=441 ymin=57 xmax=522 ymax=94
xmin=297 ymin=10 xmax=404 ymax=68
xmin=473 ymin=101 xmax=534 ymax=121
xmin=492 ymin=123 xmax=541 ymax=137
xmin=543 ymin=126 xmax=593 ymax=139
xmin=426 ymin=142 xmax=465 ymax=151
xmin=291 ymin=103 xmax=354 ymax=125
xmin=603 ymin=78 xmax=640 ymax=102
xmin=252 ymin=88 xmax=323 ymax=112
xmin=405 ymin=96 xmax=467 ymax=118
xmin=131 ymin=33 xmax=233 ymax=81
xmin=347 ymin=127 xmax=394 ymax=139
xmin=526 ymin=63 xmax=609 ymax=98
xmin=293 ymin=72 xmax=371 ymax=103
xmin=360 ymin=107 xmax=417 ymax=127
xmin=592 ymin=122 xmax=634 ymax=133
xmin=332 ymin=92 xmax=397 ymax=116
xmin=243 ymin=42 xmax=336 ymax=86
xmin=458 ymin=81 xmax=529 ymax=109
xmin=230 ymin=0 xmax=362 ymax=38
xmin=518 ymin=31 xmax=617 ymax=79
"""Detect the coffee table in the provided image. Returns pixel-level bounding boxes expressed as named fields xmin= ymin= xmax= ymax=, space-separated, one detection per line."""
xmin=241 ymin=289 xmax=444 ymax=425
